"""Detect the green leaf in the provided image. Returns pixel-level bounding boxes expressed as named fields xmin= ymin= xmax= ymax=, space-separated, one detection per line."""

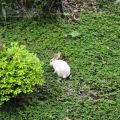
xmin=70 ymin=31 xmax=80 ymax=38
xmin=1 ymin=5 xmax=6 ymax=22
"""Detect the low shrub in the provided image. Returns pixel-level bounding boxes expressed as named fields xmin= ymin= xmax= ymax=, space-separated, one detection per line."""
xmin=0 ymin=42 xmax=44 ymax=106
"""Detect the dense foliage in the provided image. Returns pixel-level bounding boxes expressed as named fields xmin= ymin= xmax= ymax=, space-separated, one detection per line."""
xmin=0 ymin=0 xmax=58 ymax=20
xmin=0 ymin=43 xmax=44 ymax=106
xmin=0 ymin=0 xmax=120 ymax=120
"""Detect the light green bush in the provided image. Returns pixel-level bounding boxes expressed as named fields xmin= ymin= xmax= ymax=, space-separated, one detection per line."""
xmin=0 ymin=42 xmax=44 ymax=106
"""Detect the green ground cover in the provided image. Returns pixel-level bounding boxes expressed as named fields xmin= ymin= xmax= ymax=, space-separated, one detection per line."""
xmin=0 ymin=2 xmax=120 ymax=119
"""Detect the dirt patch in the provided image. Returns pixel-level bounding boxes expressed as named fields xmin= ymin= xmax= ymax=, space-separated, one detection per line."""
xmin=61 ymin=0 xmax=101 ymax=22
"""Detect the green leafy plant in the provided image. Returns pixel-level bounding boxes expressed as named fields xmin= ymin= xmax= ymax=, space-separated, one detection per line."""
xmin=0 ymin=2 xmax=120 ymax=118
xmin=1 ymin=2 xmax=7 ymax=23
xmin=70 ymin=31 xmax=80 ymax=38
xmin=0 ymin=42 xmax=44 ymax=106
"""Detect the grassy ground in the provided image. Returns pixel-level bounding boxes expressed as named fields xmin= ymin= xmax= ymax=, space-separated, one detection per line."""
xmin=0 ymin=3 xmax=120 ymax=120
